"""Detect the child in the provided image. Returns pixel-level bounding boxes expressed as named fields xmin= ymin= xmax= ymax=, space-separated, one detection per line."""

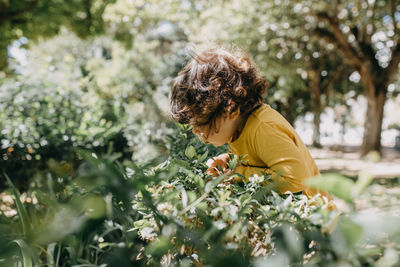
xmin=170 ymin=46 xmax=326 ymax=198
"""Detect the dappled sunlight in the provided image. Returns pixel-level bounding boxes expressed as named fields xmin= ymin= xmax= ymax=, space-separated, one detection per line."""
xmin=1 ymin=0 xmax=400 ymax=266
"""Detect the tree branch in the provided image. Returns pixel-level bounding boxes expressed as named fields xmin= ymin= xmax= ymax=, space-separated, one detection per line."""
xmin=350 ymin=25 xmax=358 ymax=41
xmin=313 ymin=26 xmax=361 ymax=70
xmin=314 ymin=11 xmax=363 ymax=69
xmin=358 ymin=40 xmax=380 ymax=70
xmin=321 ymin=63 xmax=345 ymax=90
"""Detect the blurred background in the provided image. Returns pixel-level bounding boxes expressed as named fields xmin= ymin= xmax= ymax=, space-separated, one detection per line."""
xmin=1 ymin=1 xmax=400 ymax=266
xmin=1 ymin=0 xmax=400 ymax=185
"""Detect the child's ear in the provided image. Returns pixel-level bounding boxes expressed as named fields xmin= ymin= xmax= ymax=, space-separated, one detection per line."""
xmin=229 ymin=108 xmax=241 ymax=120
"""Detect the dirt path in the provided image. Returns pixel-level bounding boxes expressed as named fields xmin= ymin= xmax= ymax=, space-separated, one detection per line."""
xmin=309 ymin=146 xmax=400 ymax=178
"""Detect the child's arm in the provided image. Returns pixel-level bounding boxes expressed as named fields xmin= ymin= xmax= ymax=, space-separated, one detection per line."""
xmin=235 ymin=122 xmax=314 ymax=194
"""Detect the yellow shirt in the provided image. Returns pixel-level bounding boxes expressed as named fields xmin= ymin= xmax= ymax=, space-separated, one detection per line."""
xmin=229 ymin=104 xmax=325 ymax=198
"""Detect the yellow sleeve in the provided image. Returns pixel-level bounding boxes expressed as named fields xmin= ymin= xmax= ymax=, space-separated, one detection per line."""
xmin=235 ymin=122 xmax=312 ymax=194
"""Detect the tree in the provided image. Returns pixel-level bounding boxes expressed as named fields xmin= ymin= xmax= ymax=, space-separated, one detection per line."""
xmin=181 ymin=0 xmax=315 ymax=125
xmin=0 ymin=0 xmax=115 ymax=72
xmin=184 ymin=0 xmax=362 ymax=147
xmin=203 ymin=0 xmax=399 ymax=155
xmin=226 ymin=0 xmax=400 ymax=155
xmin=298 ymin=0 xmax=400 ymax=156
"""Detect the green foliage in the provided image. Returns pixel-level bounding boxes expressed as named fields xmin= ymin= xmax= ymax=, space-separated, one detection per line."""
xmin=307 ymin=172 xmax=374 ymax=204
xmin=0 ymin=0 xmax=116 ymax=71
xmin=1 ymin=1 xmax=400 ymax=266
xmin=1 ymin=125 xmax=399 ymax=266
xmin=0 ymin=27 xmax=186 ymax=187
xmin=0 ymin=73 xmax=124 ymax=188
xmin=4 ymin=173 xmax=32 ymax=236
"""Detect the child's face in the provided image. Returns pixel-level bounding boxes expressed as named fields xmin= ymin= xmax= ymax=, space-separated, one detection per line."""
xmin=192 ymin=111 xmax=241 ymax=147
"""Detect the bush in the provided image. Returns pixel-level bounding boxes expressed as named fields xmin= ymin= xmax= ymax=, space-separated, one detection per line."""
xmin=0 ymin=77 xmax=126 ymax=189
xmin=0 ymin=31 xmax=185 ymax=189
xmin=1 ymin=124 xmax=399 ymax=267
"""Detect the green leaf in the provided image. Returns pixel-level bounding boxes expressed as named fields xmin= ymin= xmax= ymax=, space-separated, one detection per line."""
xmin=306 ymin=174 xmax=355 ymax=202
xmin=99 ymin=242 xmax=114 ymax=249
xmin=83 ymin=196 xmax=106 ymax=219
xmin=13 ymin=240 xmax=33 ymax=267
xmin=198 ymin=150 xmax=209 ymax=163
xmin=205 ymin=174 xmax=226 ymax=193
xmin=281 ymin=224 xmax=303 ymax=259
xmin=338 ymin=217 xmax=363 ymax=247
xmin=4 ymin=172 xmax=32 ymax=236
xmin=171 ymin=159 xmax=191 ymax=170
xmin=224 ymin=222 xmax=242 ymax=239
xmin=227 ymin=154 xmax=238 ymax=170
xmin=63 ymin=246 xmax=77 ymax=265
xmin=133 ymin=219 xmax=152 ymax=229
xmin=322 ymin=212 xmax=341 ymax=235
xmin=145 ymin=237 xmax=170 ymax=259
xmin=47 ymin=243 xmax=57 ymax=266
xmin=185 ymin=145 xmax=196 ymax=159
xmin=353 ymin=170 xmax=373 ymax=197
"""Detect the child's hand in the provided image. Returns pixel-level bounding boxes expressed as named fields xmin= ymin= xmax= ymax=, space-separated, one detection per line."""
xmin=205 ymin=153 xmax=231 ymax=176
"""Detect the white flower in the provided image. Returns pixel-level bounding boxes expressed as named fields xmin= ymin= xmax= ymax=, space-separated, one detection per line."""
xmin=156 ymin=202 xmax=173 ymax=215
xmin=226 ymin=204 xmax=239 ymax=221
xmin=213 ymin=220 xmax=227 ymax=230
xmin=249 ymin=174 xmax=263 ymax=183
xmin=140 ymin=227 xmax=157 ymax=240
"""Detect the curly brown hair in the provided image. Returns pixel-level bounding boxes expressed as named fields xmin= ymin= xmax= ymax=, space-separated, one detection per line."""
xmin=170 ymin=46 xmax=268 ymax=134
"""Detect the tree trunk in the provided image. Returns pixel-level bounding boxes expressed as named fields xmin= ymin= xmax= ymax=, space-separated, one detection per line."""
xmin=360 ymin=85 xmax=386 ymax=156
xmin=309 ymin=70 xmax=322 ymax=148
xmin=312 ymin=109 xmax=322 ymax=148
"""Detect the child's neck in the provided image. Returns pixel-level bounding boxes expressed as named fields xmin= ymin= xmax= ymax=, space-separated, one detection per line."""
xmin=230 ymin=114 xmax=249 ymax=142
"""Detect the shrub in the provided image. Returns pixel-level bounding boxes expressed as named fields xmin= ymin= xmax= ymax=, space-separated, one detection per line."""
xmin=0 ymin=77 xmax=125 ymax=189
xmin=2 ymin=124 xmax=399 ymax=266
xmin=0 ymin=31 xmax=185 ymax=189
